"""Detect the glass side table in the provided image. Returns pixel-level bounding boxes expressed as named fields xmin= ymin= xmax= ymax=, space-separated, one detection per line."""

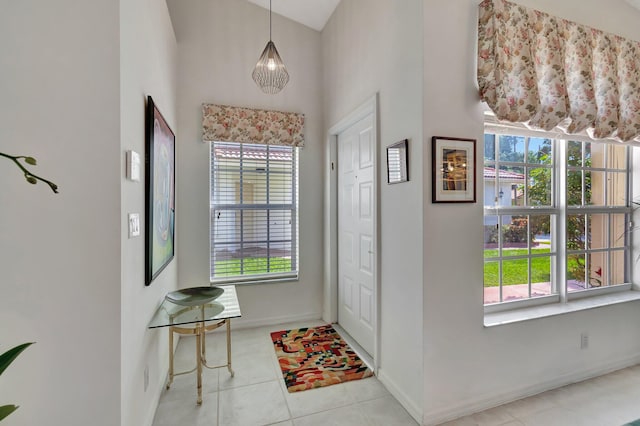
xmin=148 ymin=284 xmax=241 ymax=404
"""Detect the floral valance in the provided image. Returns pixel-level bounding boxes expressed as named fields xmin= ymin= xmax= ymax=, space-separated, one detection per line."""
xmin=202 ymin=104 xmax=305 ymax=147
xmin=478 ymin=0 xmax=640 ymax=142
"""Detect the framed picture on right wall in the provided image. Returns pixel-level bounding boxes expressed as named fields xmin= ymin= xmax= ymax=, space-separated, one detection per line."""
xmin=432 ymin=136 xmax=476 ymax=203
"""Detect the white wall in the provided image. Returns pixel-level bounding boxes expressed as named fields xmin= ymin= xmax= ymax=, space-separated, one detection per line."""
xmin=166 ymin=0 xmax=324 ymax=326
xmin=0 ymin=1 xmax=121 ymax=425
xmin=120 ymin=0 xmax=178 ymax=425
xmin=423 ymin=1 xmax=640 ymax=424
xmin=322 ymin=0 xmax=424 ymax=420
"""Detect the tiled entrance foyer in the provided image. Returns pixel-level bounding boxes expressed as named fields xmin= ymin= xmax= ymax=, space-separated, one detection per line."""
xmin=152 ymin=320 xmax=417 ymax=426
xmin=152 ymin=320 xmax=640 ymax=426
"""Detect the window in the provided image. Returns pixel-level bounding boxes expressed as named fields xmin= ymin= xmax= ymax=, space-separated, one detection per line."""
xmin=566 ymin=141 xmax=629 ymax=293
xmin=210 ymin=141 xmax=298 ymax=283
xmin=483 ymin=132 xmax=631 ymax=309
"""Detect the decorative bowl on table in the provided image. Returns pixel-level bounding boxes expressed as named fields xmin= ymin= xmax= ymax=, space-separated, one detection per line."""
xmin=165 ymin=286 xmax=224 ymax=306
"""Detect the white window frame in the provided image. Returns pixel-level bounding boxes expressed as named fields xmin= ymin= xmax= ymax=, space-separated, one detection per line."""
xmin=483 ymin=129 xmax=633 ymax=314
xmin=209 ymin=141 xmax=299 ymax=284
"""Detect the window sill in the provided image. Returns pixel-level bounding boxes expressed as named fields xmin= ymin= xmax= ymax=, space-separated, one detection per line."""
xmin=484 ymin=290 xmax=640 ymax=327
xmin=211 ymin=274 xmax=299 ymax=286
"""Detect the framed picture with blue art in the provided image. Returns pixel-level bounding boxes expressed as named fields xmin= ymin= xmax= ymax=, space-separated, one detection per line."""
xmin=145 ymin=96 xmax=175 ymax=285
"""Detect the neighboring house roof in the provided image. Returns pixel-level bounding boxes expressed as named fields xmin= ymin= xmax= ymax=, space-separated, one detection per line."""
xmin=214 ymin=146 xmax=292 ymax=161
xmin=483 ymin=167 xmax=525 ymax=181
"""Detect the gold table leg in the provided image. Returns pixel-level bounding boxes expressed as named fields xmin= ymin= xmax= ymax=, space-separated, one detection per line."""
xmin=165 ymin=316 xmax=235 ymax=405
xmin=167 ymin=326 xmax=174 ymax=389
xmin=226 ymin=319 xmax=234 ymax=377
xmin=201 ymin=305 xmax=207 ymax=364
xmin=196 ymin=322 xmax=203 ymax=405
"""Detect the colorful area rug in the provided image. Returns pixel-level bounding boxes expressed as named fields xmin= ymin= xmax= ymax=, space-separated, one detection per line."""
xmin=270 ymin=324 xmax=373 ymax=392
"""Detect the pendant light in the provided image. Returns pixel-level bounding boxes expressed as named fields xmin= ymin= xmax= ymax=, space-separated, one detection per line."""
xmin=252 ymin=0 xmax=289 ymax=94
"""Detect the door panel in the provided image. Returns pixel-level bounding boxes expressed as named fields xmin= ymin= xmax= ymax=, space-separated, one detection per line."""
xmin=337 ymin=112 xmax=375 ymax=356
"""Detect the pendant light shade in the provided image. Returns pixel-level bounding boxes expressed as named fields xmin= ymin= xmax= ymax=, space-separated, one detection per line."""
xmin=252 ymin=0 xmax=289 ymax=94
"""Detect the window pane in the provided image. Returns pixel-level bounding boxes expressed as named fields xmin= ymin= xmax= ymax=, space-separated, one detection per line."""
xmin=527 ymin=137 xmax=552 ymax=164
xmin=567 ymin=171 xmax=583 ymax=205
xmin=499 ymin=135 xmax=525 ymax=162
xmin=527 ymin=167 xmax=552 ymax=206
xmin=588 ymin=142 xmax=605 ymax=168
xmin=530 ymin=215 xmax=551 ymax=248
xmin=212 ymin=210 xmax=240 ymax=250
xmin=587 ymin=214 xmax=607 ymax=250
xmin=502 ymin=259 xmax=529 ymax=301
xmin=567 ymin=214 xmax=585 ymax=250
xmin=502 ymin=215 xmax=528 ymax=247
xmin=269 ymin=210 xmax=292 ymax=243
xmin=611 ymin=250 xmax=627 ymax=285
xmin=607 ymin=143 xmax=627 ymax=169
xmin=499 ymin=166 xmax=525 ymax=206
xmin=484 ymin=171 xmax=499 ymax=207
xmin=241 ymin=209 xmax=265 ymax=243
xmin=586 ymin=171 xmax=606 ymax=206
xmin=610 ymin=214 xmax=627 ymax=248
xmin=567 ymin=253 xmax=586 ymax=291
xmin=585 ymin=142 xmax=594 ymax=166
xmin=607 ymin=171 xmax=627 ymax=206
xmin=484 ymin=134 xmax=496 ymax=162
xmin=484 ymin=260 xmax=499 ymax=304
xmin=588 ymin=252 xmax=606 ymax=288
xmin=484 ymin=217 xmax=499 ymax=258
xmin=567 ymin=141 xmax=582 ymax=166
xmin=531 ymin=256 xmax=553 ymax=298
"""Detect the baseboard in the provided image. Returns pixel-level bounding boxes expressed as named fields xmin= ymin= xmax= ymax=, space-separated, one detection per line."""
xmin=144 ymin=372 xmax=166 ymax=426
xmin=223 ymin=312 xmax=323 ymax=330
xmin=377 ymin=368 xmax=423 ymax=425
xmin=423 ymin=353 xmax=640 ymax=425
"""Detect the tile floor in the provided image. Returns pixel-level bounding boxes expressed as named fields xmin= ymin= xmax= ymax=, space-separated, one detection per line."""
xmin=439 ymin=364 xmax=640 ymax=426
xmin=152 ymin=320 xmax=418 ymax=426
xmin=152 ymin=319 xmax=640 ymax=426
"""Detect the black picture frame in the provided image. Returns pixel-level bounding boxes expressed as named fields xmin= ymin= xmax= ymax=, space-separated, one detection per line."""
xmin=387 ymin=139 xmax=409 ymax=184
xmin=145 ymin=96 xmax=175 ymax=285
xmin=432 ymin=136 xmax=476 ymax=203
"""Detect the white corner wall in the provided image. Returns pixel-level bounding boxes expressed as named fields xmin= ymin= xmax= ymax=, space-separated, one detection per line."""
xmin=166 ymin=0 xmax=324 ymax=326
xmin=120 ymin=0 xmax=178 ymax=425
xmin=0 ymin=1 xmax=121 ymax=425
xmin=422 ymin=1 xmax=640 ymax=424
xmin=322 ymin=0 xmax=424 ymax=421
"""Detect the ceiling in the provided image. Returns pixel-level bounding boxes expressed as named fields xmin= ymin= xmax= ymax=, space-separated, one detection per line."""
xmin=247 ymin=0 xmax=341 ymax=32
xmin=626 ymin=0 xmax=640 ymax=9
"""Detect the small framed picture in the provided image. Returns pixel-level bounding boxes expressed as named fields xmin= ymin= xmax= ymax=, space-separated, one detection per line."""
xmin=387 ymin=139 xmax=409 ymax=184
xmin=432 ymin=136 xmax=476 ymax=203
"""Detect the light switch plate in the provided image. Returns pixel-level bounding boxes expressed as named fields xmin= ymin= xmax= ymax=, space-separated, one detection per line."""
xmin=128 ymin=213 xmax=140 ymax=238
xmin=127 ymin=150 xmax=141 ymax=182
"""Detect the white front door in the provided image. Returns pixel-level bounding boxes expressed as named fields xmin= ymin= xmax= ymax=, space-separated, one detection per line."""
xmin=337 ymin=112 xmax=376 ymax=356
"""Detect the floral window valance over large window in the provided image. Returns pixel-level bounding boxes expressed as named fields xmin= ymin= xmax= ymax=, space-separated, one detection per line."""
xmin=202 ymin=104 xmax=305 ymax=147
xmin=478 ymin=0 xmax=640 ymax=142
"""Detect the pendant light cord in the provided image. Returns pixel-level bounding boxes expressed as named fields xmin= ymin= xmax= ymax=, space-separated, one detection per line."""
xmin=269 ymin=0 xmax=272 ymax=41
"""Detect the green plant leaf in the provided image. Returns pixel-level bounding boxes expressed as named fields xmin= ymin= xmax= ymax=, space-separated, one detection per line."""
xmin=0 ymin=343 xmax=33 ymax=376
xmin=0 ymin=405 xmax=19 ymax=421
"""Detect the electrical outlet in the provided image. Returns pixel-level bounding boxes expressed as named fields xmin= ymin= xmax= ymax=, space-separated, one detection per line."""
xmin=580 ymin=332 xmax=589 ymax=350
xmin=144 ymin=365 xmax=149 ymax=392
